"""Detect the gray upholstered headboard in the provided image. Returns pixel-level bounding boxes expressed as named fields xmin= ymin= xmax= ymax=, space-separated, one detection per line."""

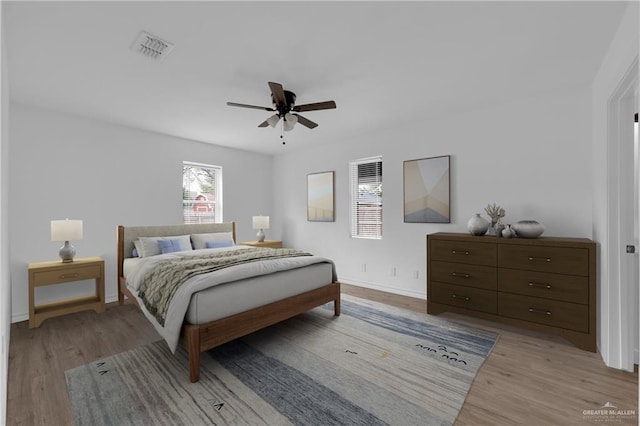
xmin=116 ymin=222 xmax=236 ymax=278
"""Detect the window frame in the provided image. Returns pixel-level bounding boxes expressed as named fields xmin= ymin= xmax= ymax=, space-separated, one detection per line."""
xmin=349 ymin=156 xmax=383 ymax=239
xmin=182 ymin=161 xmax=223 ymax=224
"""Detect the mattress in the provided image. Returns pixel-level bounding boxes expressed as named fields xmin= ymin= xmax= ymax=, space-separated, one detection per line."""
xmin=185 ymin=262 xmax=333 ymax=324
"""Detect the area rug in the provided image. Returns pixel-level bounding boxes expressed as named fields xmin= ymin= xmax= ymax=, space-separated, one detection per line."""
xmin=65 ymin=295 xmax=498 ymax=425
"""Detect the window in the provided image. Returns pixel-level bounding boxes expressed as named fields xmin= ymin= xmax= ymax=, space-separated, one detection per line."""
xmin=182 ymin=162 xmax=222 ymax=224
xmin=350 ymin=156 xmax=382 ymax=239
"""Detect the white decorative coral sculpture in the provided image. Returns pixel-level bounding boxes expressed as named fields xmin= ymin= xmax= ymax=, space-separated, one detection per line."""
xmin=484 ymin=203 xmax=505 ymax=224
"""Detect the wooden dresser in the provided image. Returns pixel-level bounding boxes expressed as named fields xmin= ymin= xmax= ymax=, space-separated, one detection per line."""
xmin=427 ymin=233 xmax=596 ymax=351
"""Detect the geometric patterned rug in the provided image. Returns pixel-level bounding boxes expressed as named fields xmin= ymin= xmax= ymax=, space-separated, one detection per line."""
xmin=65 ymin=295 xmax=498 ymax=425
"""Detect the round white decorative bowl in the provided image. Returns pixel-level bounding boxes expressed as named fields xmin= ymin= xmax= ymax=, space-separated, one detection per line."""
xmin=511 ymin=220 xmax=545 ymax=238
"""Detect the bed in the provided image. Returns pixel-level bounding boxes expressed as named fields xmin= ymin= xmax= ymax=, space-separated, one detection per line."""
xmin=117 ymin=222 xmax=340 ymax=382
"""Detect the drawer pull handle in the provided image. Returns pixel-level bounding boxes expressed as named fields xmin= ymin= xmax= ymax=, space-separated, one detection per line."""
xmin=452 ymin=294 xmax=470 ymax=301
xmin=58 ymin=273 xmax=79 ymax=279
xmin=452 ymin=250 xmax=470 ymax=255
xmin=451 ymin=272 xmax=470 ymax=278
xmin=528 ymin=256 xmax=551 ymax=263
xmin=528 ymin=282 xmax=552 ymax=290
xmin=528 ymin=308 xmax=552 ymax=315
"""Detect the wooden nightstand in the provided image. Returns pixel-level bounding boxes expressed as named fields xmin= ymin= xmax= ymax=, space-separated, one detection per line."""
xmin=28 ymin=256 xmax=105 ymax=328
xmin=240 ymin=240 xmax=283 ymax=249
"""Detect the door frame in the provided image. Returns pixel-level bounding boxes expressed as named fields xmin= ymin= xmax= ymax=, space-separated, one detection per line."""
xmin=606 ymin=56 xmax=638 ymax=371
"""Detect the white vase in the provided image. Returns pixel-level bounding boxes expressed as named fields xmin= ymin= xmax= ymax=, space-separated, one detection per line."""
xmin=467 ymin=213 xmax=489 ymax=236
xmin=512 ymin=220 xmax=545 ymax=238
xmin=502 ymin=224 xmax=514 ymax=238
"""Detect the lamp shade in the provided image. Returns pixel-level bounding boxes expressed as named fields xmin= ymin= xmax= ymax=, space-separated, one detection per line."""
xmin=252 ymin=216 xmax=270 ymax=230
xmin=266 ymin=114 xmax=280 ymax=128
xmin=51 ymin=219 xmax=83 ymax=242
xmin=283 ymin=113 xmax=297 ymax=131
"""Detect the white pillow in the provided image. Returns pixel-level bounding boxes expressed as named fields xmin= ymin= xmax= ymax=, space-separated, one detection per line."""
xmin=191 ymin=232 xmax=235 ymax=250
xmin=133 ymin=240 xmax=143 ymax=257
xmin=138 ymin=234 xmax=193 ymax=258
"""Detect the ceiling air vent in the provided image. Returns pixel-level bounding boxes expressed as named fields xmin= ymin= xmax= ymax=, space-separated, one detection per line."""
xmin=131 ymin=31 xmax=174 ymax=61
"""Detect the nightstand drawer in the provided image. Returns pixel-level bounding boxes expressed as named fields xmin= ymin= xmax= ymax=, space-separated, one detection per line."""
xmin=498 ymin=268 xmax=588 ymax=304
xmin=431 ymin=261 xmax=497 ymax=290
xmin=32 ymin=264 xmax=101 ymax=286
xmin=430 ymin=240 xmax=496 ymax=266
xmin=498 ymin=293 xmax=588 ymax=332
xmin=498 ymin=245 xmax=588 ymax=276
xmin=430 ymin=282 xmax=497 ymax=314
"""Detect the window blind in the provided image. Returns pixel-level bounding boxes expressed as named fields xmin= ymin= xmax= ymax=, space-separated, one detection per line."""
xmin=350 ymin=156 xmax=383 ymax=239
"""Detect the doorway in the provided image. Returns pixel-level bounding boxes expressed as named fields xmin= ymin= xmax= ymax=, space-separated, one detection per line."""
xmin=608 ymin=58 xmax=638 ymax=371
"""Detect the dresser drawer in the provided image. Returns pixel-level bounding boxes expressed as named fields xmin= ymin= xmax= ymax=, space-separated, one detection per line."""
xmin=431 ymin=261 xmax=497 ymax=290
xmin=32 ymin=265 xmax=101 ymax=286
xmin=498 ymin=269 xmax=588 ymax=304
xmin=498 ymin=293 xmax=588 ymax=332
xmin=430 ymin=240 xmax=496 ymax=266
xmin=430 ymin=282 xmax=497 ymax=314
xmin=498 ymin=245 xmax=588 ymax=276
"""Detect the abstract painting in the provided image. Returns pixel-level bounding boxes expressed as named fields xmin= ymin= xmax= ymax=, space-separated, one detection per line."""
xmin=307 ymin=171 xmax=335 ymax=222
xmin=403 ymin=155 xmax=450 ymax=223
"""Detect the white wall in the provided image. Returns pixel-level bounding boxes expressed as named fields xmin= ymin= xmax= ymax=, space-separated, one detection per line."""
xmin=591 ymin=2 xmax=639 ymax=369
xmin=9 ymin=103 xmax=274 ymax=322
xmin=0 ymin=3 xmax=10 ymax=424
xmin=273 ymin=87 xmax=593 ymax=299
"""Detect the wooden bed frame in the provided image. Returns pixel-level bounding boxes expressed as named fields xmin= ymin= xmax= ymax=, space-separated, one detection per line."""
xmin=116 ymin=222 xmax=341 ymax=382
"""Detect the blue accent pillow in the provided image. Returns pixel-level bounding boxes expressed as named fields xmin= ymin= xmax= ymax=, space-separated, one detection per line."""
xmin=206 ymin=240 xmax=234 ymax=249
xmin=158 ymin=239 xmax=183 ymax=254
xmin=132 ymin=247 xmax=139 ymax=257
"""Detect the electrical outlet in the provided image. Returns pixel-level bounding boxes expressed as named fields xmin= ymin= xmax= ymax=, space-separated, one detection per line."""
xmin=361 ymin=263 xmax=367 ymax=273
xmin=413 ymin=270 xmax=420 ymax=279
xmin=391 ymin=267 xmax=397 ymax=277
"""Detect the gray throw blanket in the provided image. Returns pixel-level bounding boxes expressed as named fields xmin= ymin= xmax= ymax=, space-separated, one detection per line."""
xmin=138 ymin=247 xmax=311 ymax=326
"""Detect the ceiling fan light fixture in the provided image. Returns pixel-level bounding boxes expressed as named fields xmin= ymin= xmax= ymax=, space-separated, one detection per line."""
xmin=227 ymin=81 xmax=336 ymax=134
xmin=283 ymin=113 xmax=297 ymax=131
xmin=266 ymin=114 xmax=280 ymax=128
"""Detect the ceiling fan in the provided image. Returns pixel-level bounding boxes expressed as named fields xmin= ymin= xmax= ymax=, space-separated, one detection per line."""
xmin=227 ymin=82 xmax=336 ymax=131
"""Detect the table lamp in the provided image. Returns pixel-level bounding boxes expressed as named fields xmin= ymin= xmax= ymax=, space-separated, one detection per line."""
xmin=51 ymin=219 xmax=83 ymax=262
xmin=252 ymin=216 xmax=269 ymax=242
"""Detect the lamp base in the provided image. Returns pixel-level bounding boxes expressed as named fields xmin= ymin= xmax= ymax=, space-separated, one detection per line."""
xmin=256 ymin=229 xmax=265 ymax=243
xmin=59 ymin=241 xmax=76 ymax=262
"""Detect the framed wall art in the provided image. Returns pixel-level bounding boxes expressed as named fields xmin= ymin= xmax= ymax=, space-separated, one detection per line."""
xmin=307 ymin=171 xmax=335 ymax=222
xmin=403 ymin=155 xmax=450 ymax=223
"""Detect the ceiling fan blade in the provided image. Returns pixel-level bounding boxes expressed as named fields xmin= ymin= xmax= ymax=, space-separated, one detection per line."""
xmin=294 ymin=114 xmax=318 ymax=129
xmin=258 ymin=120 xmax=270 ymax=127
xmin=268 ymin=82 xmax=286 ymax=106
xmin=292 ymin=100 xmax=336 ymax=112
xmin=227 ymin=102 xmax=275 ymax=111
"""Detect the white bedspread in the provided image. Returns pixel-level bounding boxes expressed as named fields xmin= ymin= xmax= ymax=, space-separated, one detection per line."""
xmin=125 ymin=246 xmax=337 ymax=352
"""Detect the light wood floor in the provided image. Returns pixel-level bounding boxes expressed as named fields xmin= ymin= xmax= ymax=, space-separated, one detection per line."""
xmin=7 ymin=284 xmax=638 ymax=425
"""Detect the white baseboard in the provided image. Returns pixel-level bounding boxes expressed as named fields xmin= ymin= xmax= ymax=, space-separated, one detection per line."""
xmin=339 ymin=277 xmax=426 ymax=300
xmin=11 ymin=312 xmax=27 ymax=323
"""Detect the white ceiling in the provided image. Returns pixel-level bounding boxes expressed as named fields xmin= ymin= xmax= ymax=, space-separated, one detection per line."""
xmin=4 ymin=1 xmax=628 ymax=155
